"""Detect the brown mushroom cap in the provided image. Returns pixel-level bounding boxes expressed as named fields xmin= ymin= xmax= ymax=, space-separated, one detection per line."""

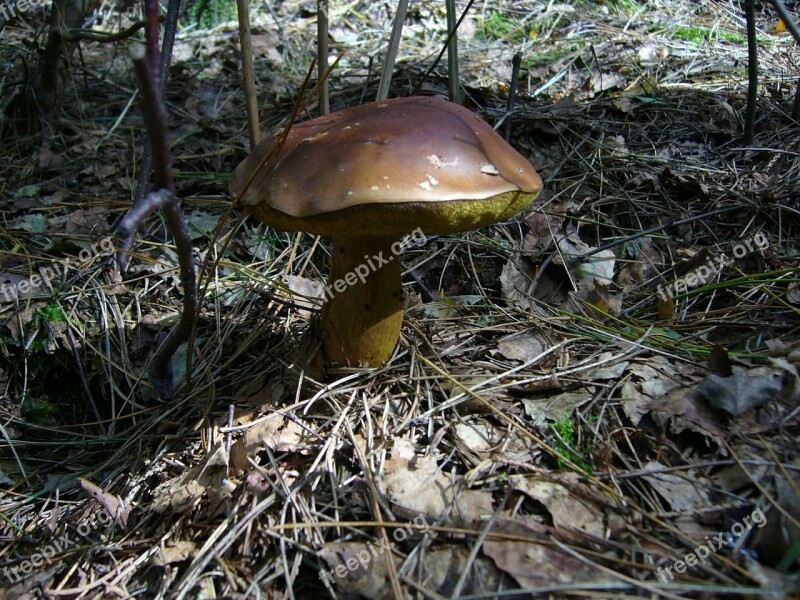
xmin=230 ymin=96 xmax=542 ymax=236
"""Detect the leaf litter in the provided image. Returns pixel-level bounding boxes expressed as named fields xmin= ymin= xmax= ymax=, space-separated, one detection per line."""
xmin=0 ymin=0 xmax=799 ymax=597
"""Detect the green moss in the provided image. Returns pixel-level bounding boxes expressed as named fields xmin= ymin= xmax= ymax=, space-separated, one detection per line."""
xmin=522 ymin=44 xmax=586 ymax=70
xmin=552 ymin=418 xmax=593 ymax=473
xmin=478 ymin=11 xmax=529 ymax=43
xmin=188 ymin=0 xmax=237 ymax=28
xmin=20 ymin=396 xmax=59 ymax=423
xmin=29 ymin=302 xmax=66 ymax=354
xmin=667 ymin=26 xmax=746 ymax=44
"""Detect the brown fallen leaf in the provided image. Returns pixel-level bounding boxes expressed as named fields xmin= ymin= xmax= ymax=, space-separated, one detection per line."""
xmin=646 ymin=385 xmax=726 ymax=446
xmin=496 ymin=331 xmax=548 ymax=362
xmin=318 ymin=542 xmax=509 ymax=598
xmin=698 ymin=361 xmax=799 ymax=417
xmin=483 ymin=516 xmax=610 ymax=589
xmin=640 ymin=461 xmax=711 ymax=513
xmin=524 ymin=391 xmax=591 ymax=426
xmin=510 ymin=473 xmax=605 ymax=537
xmin=79 ymin=477 xmax=130 ymax=528
xmin=152 ymin=540 xmax=196 ymax=567
xmin=230 ymin=413 xmax=307 ymax=473
xmin=378 ymin=454 xmax=493 ymax=526
xmin=453 ymin=420 xmax=537 ymax=464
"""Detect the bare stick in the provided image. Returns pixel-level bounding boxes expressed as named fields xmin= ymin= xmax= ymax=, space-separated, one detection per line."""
xmin=503 ymin=52 xmax=522 ymax=142
xmin=412 ymin=0 xmax=476 ymax=96
xmin=317 ymin=0 xmax=330 ymax=115
xmin=121 ymin=0 xmax=182 ymax=271
xmin=236 ymin=0 xmax=261 ymax=148
xmin=744 ymin=0 xmax=758 ymax=144
xmin=376 ymin=0 xmax=409 ymax=100
xmin=125 ymin=3 xmax=197 ymax=399
xmin=445 ymin=0 xmax=459 ymax=102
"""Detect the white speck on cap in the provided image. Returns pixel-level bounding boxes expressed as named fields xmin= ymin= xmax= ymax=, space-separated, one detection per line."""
xmin=480 ymin=163 xmax=500 ymax=175
xmin=427 ymin=154 xmax=460 ymax=169
xmin=418 ymin=173 xmax=439 ymax=189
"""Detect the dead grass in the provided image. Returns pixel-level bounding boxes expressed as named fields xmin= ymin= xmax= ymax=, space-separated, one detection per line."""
xmin=1 ymin=0 xmax=799 ymax=597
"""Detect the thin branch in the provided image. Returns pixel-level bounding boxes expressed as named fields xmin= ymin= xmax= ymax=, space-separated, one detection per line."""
xmin=376 ymin=0 xmax=408 ymax=100
xmin=120 ymin=0 xmax=182 ymax=271
xmin=411 ymin=0 xmax=476 ymax=97
xmin=503 ymin=52 xmax=522 ymax=142
xmin=237 ymin=0 xmax=261 ymax=146
xmin=60 ymin=18 xmax=161 ymax=43
xmin=744 ymin=0 xmax=758 ymax=144
xmin=317 ymin=0 xmax=330 ymax=115
xmin=445 ymin=0 xmax=459 ymax=102
xmin=566 ymin=206 xmax=740 ymax=267
xmin=124 ymin=19 xmax=197 ymax=399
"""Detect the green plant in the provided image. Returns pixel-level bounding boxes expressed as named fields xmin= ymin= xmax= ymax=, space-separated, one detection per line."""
xmin=188 ymin=0 xmax=237 ymax=28
xmin=551 ymin=417 xmax=593 ymax=473
xmin=20 ymin=395 xmax=59 ymax=422
xmin=29 ymin=301 xmax=66 ymax=353
xmin=666 ymin=26 xmax=746 ymax=45
xmin=478 ymin=11 xmax=528 ymax=43
xmin=522 ymin=43 xmax=586 ymax=70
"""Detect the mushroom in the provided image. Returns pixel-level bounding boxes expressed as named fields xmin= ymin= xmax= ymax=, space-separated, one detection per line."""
xmin=231 ymin=96 xmax=543 ymax=368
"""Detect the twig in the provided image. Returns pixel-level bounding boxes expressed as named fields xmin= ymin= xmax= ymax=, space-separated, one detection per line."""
xmin=767 ymin=0 xmax=800 ymax=43
xmin=66 ymin=326 xmax=107 ymax=436
xmin=566 ymin=206 xmax=740 ymax=267
xmin=744 ymin=0 xmax=758 ymax=144
xmin=317 ymin=0 xmax=330 ymax=115
xmin=445 ymin=0 xmax=459 ymax=102
xmin=763 ymin=0 xmax=800 ymax=120
xmin=236 ymin=0 xmax=261 ymax=147
xmin=121 ymin=0 xmax=182 ymax=268
xmin=60 ymin=18 xmax=161 ymax=43
xmin=121 ymin=0 xmax=197 ymax=400
xmin=411 ymin=0 xmax=476 ymax=97
xmin=376 ymin=0 xmax=409 ymax=100
xmin=503 ymin=52 xmax=522 ymax=142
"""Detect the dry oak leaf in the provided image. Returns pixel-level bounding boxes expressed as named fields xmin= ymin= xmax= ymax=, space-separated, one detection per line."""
xmin=230 ymin=413 xmax=306 ymax=473
xmin=641 ymin=461 xmax=711 ymax=513
xmin=510 ymin=473 xmax=605 ymax=537
xmin=378 ymin=454 xmax=493 ymax=526
xmin=483 ymin=516 xmax=611 ymax=589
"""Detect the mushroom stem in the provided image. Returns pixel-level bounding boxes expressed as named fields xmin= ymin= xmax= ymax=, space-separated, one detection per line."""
xmin=319 ymin=235 xmax=405 ymax=367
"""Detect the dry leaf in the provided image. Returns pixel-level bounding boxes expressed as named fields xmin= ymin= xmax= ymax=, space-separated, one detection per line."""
xmin=152 ymin=540 xmax=196 ymax=566
xmin=79 ymin=477 xmax=130 ymax=528
xmin=698 ymin=362 xmax=799 ymax=416
xmin=384 ymin=436 xmax=417 ymax=474
xmin=496 ymin=331 xmax=547 ymax=362
xmin=283 ymin=274 xmax=325 ymax=317
xmin=523 ymin=391 xmax=591 ymax=425
xmin=378 ymin=454 xmax=493 ymax=525
xmin=484 ymin=516 xmax=609 ymax=588
xmin=511 ymin=474 xmax=605 ymax=536
xmin=641 ymin=461 xmax=711 ymax=513
xmin=230 ymin=413 xmax=306 ymax=472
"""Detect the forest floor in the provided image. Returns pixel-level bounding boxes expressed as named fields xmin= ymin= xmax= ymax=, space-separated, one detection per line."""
xmin=1 ymin=0 xmax=799 ymax=597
